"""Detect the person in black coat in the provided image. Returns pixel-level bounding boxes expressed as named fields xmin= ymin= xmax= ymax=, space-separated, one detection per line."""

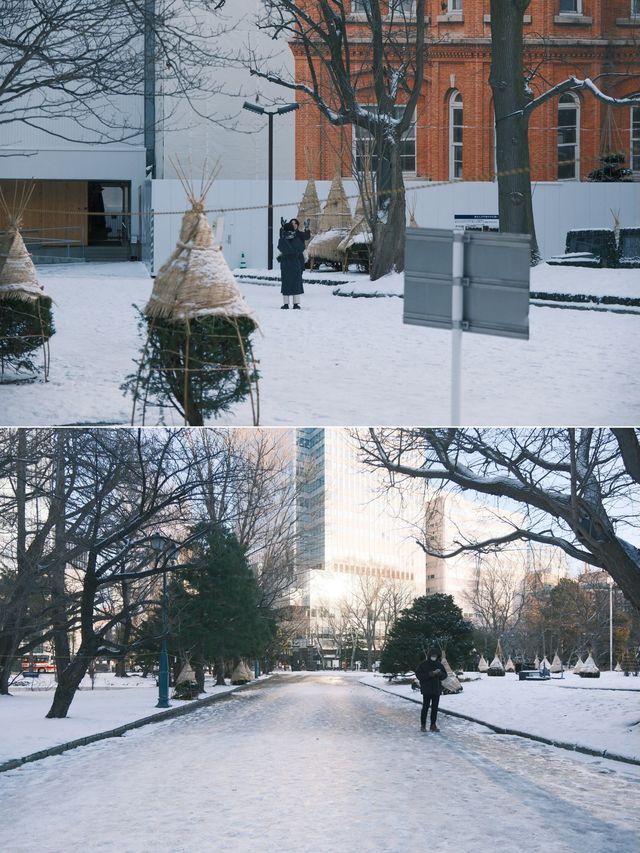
xmin=278 ymin=218 xmax=311 ymax=309
xmin=415 ymin=647 xmax=447 ymax=732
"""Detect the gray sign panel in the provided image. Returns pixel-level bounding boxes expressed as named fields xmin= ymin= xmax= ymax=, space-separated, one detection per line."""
xmin=404 ymin=228 xmax=453 ymax=330
xmin=404 ymin=227 xmax=531 ymax=340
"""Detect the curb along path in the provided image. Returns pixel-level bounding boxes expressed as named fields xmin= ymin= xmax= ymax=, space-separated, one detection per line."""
xmin=363 ymin=681 xmax=640 ymax=768
xmin=0 ymin=680 xmax=263 ymax=775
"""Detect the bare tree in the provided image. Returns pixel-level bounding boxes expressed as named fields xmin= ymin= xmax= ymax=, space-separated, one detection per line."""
xmin=185 ymin=429 xmax=300 ymax=609
xmin=0 ymin=0 xmax=235 ymax=147
xmin=463 ymin=552 xmax=527 ymax=636
xmin=252 ymin=0 xmax=427 ymax=279
xmin=358 ymin=428 xmax=640 ymax=611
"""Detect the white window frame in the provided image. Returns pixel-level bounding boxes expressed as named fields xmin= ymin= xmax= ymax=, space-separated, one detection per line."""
xmin=351 ymin=0 xmax=369 ymax=14
xmin=633 ymin=0 xmax=640 ymax=17
xmin=448 ymin=0 xmax=463 ymax=11
xmin=353 ymin=105 xmax=417 ymax=176
xmin=449 ymin=91 xmax=463 ymax=180
xmin=557 ymin=93 xmax=580 ymax=181
xmin=632 ymin=106 xmax=640 ymax=173
xmin=559 ymin=0 xmax=581 ymax=14
xmin=388 ymin=0 xmax=416 ymax=19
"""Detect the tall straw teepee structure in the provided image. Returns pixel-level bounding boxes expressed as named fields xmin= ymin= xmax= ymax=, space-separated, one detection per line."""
xmin=0 ymin=183 xmax=54 ymax=380
xmin=126 ymin=162 xmax=259 ymax=426
xmin=307 ymin=166 xmax=353 ymax=268
xmin=297 ymin=152 xmax=322 ymax=240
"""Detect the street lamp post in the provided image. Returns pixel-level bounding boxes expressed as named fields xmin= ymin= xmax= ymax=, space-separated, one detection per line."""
xmin=150 ymin=534 xmax=174 ymax=708
xmin=242 ymin=100 xmax=300 ymax=270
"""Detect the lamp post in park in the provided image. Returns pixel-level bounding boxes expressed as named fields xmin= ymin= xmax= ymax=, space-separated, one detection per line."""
xmin=242 ymin=100 xmax=299 ymax=270
xmin=149 ymin=534 xmax=174 ymax=708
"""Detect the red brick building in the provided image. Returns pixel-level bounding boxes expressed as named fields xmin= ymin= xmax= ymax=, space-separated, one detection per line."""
xmin=291 ymin=0 xmax=640 ymax=182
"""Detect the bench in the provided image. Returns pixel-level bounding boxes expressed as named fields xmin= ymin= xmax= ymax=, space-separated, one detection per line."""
xmin=518 ymin=670 xmax=550 ymax=681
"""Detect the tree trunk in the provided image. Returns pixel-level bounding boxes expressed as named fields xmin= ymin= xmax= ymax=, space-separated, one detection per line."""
xmin=46 ymin=642 xmax=95 ymax=718
xmin=0 ymin=431 xmax=29 ymax=694
xmin=215 ymin=654 xmax=226 ymax=686
xmin=114 ymin=580 xmax=132 ymax=677
xmin=194 ymin=648 xmax=205 ymax=693
xmin=489 ymin=0 xmax=540 ymax=262
xmin=46 ymin=569 xmax=98 ymax=718
xmin=370 ymin=143 xmax=406 ymax=281
xmin=50 ymin=432 xmax=71 ymax=682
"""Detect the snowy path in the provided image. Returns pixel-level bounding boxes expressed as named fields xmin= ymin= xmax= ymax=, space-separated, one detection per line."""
xmin=1 ymin=262 xmax=639 ymax=426
xmin=2 ymin=674 xmax=639 ymax=853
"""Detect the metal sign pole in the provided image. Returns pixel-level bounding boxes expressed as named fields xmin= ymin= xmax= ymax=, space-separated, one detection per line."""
xmin=451 ymin=231 xmax=464 ymax=425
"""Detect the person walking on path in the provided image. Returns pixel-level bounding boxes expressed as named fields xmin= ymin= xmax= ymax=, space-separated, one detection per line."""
xmin=415 ymin=647 xmax=447 ymax=732
xmin=278 ymin=218 xmax=311 ymax=309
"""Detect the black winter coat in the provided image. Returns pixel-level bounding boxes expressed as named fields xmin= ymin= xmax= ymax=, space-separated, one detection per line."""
xmin=415 ymin=659 xmax=447 ymax=697
xmin=278 ymin=229 xmax=310 ymax=296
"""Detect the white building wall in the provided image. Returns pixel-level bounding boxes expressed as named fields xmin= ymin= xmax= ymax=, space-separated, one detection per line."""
xmin=148 ymin=178 xmax=640 ymax=273
xmin=158 ymin=0 xmax=295 ymax=181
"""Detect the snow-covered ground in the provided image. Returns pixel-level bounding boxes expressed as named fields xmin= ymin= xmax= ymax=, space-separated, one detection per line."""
xmin=1 ymin=673 xmax=639 ymax=853
xmin=0 ymin=672 xmax=240 ymax=764
xmin=362 ymin=670 xmax=640 ymax=763
xmin=1 ymin=261 xmax=639 ymax=426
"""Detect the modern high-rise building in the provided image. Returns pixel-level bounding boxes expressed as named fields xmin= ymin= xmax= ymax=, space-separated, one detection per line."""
xmin=292 ymin=428 xmax=427 ymax=665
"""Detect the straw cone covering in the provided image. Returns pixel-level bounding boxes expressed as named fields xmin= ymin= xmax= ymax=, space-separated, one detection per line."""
xmin=176 ymin=661 xmax=197 ymax=684
xmin=337 ymin=195 xmax=372 ymax=254
xmin=489 ymin=655 xmax=504 ymax=670
xmin=541 ymin=656 xmax=551 ymax=670
xmin=318 ymin=170 xmax=352 ymax=232
xmin=505 ymin=656 xmax=515 ymax=672
xmin=581 ymin=654 xmax=599 ymax=674
xmin=145 ymin=202 xmax=256 ymax=323
xmin=231 ymin=660 xmax=253 ymax=684
xmin=297 ymin=177 xmax=321 ymax=235
xmin=0 ymin=227 xmax=47 ymax=303
xmin=573 ymin=656 xmax=584 ymax=674
xmin=477 ymin=654 xmax=489 ymax=672
xmin=534 ymin=655 xmax=540 ymax=668
xmin=550 ymin=653 xmax=563 ymax=673
xmin=439 ymin=653 xmax=462 ymax=693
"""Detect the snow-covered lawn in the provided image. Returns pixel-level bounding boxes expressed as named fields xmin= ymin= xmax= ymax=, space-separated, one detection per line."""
xmin=0 ymin=672 xmax=241 ymax=764
xmin=1 ymin=261 xmax=639 ymax=426
xmin=363 ymin=669 xmax=640 ymax=763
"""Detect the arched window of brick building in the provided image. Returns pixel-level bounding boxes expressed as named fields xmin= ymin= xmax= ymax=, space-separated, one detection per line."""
xmin=449 ymin=91 xmax=463 ymax=180
xmin=557 ymin=93 xmax=580 ymax=180
xmin=632 ymin=106 xmax=640 ymax=173
xmin=353 ymin=106 xmax=416 ymax=175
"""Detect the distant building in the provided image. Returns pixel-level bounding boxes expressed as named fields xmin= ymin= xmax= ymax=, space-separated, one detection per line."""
xmin=424 ymin=492 xmax=567 ymax=621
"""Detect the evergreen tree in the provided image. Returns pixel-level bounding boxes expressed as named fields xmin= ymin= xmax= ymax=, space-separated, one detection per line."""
xmin=380 ymin=594 xmax=473 ymax=674
xmin=168 ymin=524 xmax=275 ymax=687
